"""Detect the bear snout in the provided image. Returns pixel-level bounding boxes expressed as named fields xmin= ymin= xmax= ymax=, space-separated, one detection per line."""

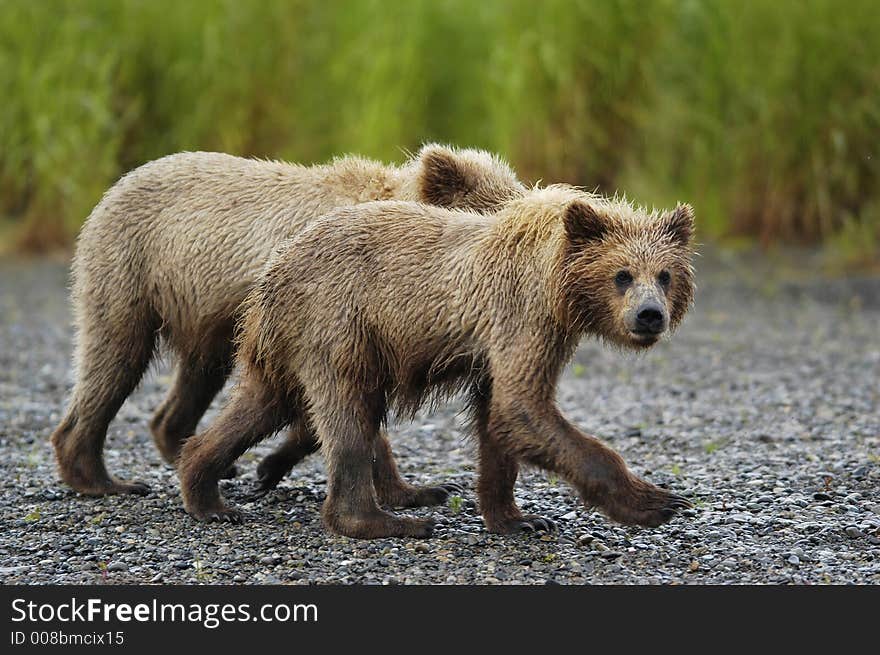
xmin=634 ymin=303 xmax=667 ymax=335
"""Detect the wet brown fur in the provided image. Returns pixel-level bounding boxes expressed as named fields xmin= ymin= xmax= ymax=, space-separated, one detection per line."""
xmin=178 ymin=185 xmax=696 ymax=538
xmin=50 ymin=145 xmax=524 ymax=498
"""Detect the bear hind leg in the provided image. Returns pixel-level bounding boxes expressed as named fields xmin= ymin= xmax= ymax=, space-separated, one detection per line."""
xmin=248 ymin=419 xmax=320 ymax=499
xmin=316 ymin=392 xmax=433 ymax=539
xmin=250 ymin=424 xmax=462 ymax=508
xmin=51 ymin=320 xmax=157 ymax=495
xmin=178 ymin=372 xmax=294 ymax=522
xmin=149 ymin=349 xmax=233 ymax=466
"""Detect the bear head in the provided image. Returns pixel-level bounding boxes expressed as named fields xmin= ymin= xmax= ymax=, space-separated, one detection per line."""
xmin=560 ymin=196 xmax=696 ymax=350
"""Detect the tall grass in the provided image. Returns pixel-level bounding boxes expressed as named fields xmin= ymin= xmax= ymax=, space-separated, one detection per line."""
xmin=0 ymin=0 xmax=878 ymax=261
xmin=487 ymin=0 xmax=669 ymax=188
xmin=629 ymin=0 xmax=880 ymax=251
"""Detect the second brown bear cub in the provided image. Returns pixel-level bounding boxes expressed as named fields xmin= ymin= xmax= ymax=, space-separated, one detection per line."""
xmin=50 ymin=144 xmax=523 ymax=503
xmin=179 ymin=186 xmax=696 ymax=538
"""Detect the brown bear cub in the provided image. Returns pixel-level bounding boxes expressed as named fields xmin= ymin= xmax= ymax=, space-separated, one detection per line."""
xmin=50 ymin=145 xmax=525 ymax=503
xmin=178 ymin=185 xmax=696 ymax=538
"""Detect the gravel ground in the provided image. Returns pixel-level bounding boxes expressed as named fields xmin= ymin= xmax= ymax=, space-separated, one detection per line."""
xmin=1 ymin=250 xmax=878 ymax=585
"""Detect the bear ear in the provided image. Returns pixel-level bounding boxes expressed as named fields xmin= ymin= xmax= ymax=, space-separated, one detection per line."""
xmin=564 ymin=201 xmax=609 ymax=245
xmin=661 ymin=203 xmax=695 ymax=246
xmin=417 ymin=144 xmax=476 ymax=207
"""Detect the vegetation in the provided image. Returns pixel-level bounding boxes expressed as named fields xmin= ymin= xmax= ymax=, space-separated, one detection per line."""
xmin=1 ymin=0 xmax=877 ymax=263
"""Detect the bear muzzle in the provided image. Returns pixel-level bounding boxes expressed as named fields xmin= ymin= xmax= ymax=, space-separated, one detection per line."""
xmin=626 ymin=300 xmax=668 ymax=344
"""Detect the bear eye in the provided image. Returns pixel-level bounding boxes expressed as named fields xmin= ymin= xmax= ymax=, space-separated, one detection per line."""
xmin=614 ymin=270 xmax=633 ymax=287
xmin=658 ymin=270 xmax=671 ymax=286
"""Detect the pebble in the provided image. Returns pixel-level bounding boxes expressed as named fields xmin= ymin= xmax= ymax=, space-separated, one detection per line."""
xmin=576 ymin=534 xmax=593 ymax=546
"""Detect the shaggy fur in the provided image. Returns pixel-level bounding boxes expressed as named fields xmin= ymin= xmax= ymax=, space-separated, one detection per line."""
xmin=178 ymin=185 xmax=697 ymax=539
xmin=50 ymin=145 xmax=525 ymax=498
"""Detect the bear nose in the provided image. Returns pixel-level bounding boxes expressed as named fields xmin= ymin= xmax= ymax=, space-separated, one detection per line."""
xmin=635 ymin=304 xmax=666 ymax=334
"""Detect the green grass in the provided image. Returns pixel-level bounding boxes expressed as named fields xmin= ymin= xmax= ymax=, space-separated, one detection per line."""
xmin=448 ymin=494 xmax=463 ymax=514
xmin=193 ymin=559 xmax=212 ymax=582
xmin=0 ymin=0 xmax=877 ymax=257
xmin=703 ymin=440 xmax=723 ymax=455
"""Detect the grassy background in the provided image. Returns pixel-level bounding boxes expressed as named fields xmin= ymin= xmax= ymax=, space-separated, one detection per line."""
xmin=1 ymin=0 xmax=878 ymax=265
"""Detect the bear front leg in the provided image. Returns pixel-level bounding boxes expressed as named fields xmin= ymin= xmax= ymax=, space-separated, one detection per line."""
xmin=503 ymin=404 xmax=691 ymax=527
xmin=472 ymin=395 xmax=555 ymax=534
xmin=476 ymin=435 xmax=556 ymax=534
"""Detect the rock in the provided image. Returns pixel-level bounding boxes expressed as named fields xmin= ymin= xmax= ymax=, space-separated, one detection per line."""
xmin=844 ymin=526 xmax=864 ymax=539
xmin=851 ymin=466 xmax=869 ymax=479
xmin=0 ymin=565 xmax=29 ymax=575
xmin=462 ymin=533 xmax=482 ymax=546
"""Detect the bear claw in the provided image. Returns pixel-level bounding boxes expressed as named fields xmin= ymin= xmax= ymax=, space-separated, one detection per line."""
xmin=119 ymin=481 xmax=152 ymax=496
xmin=517 ymin=516 xmax=557 ymax=533
xmin=191 ymin=507 xmax=243 ymax=524
xmin=487 ymin=514 xmax=556 ymax=535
